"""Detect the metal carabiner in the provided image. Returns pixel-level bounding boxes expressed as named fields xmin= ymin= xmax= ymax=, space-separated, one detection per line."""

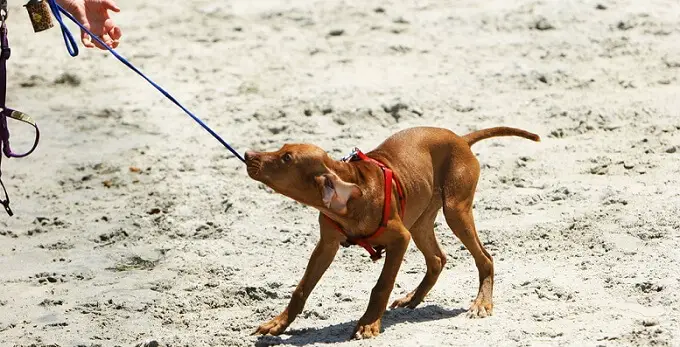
xmin=0 ymin=2 xmax=8 ymax=27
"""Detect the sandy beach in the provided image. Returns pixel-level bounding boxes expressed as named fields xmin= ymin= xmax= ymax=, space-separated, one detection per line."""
xmin=1 ymin=0 xmax=679 ymax=346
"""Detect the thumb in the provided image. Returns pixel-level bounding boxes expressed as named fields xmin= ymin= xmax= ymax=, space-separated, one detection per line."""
xmin=80 ymin=24 xmax=95 ymax=48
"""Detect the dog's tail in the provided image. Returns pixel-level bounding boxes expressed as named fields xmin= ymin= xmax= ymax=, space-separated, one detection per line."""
xmin=463 ymin=127 xmax=541 ymax=147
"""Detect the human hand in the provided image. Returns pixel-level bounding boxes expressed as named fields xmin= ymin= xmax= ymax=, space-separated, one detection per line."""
xmin=55 ymin=0 xmax=121 ymax=49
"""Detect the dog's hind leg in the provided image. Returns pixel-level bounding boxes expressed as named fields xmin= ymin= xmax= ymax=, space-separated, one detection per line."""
xmin=442 ymin=155 xmax=494 ymax=318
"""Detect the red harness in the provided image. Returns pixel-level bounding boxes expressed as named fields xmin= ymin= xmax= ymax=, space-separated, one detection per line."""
xmin=323 ymin=148 xmax=405 ymax=261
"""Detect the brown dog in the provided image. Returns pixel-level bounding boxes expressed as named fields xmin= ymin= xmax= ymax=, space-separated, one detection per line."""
xmin=245 ymin=126 xmax=540 ymax=339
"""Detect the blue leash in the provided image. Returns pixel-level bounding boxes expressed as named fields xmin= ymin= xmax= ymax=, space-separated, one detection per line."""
xmin=45 ymin=0 xmax=246 ymax=163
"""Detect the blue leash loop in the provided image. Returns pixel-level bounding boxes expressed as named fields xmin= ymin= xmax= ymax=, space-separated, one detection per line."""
xmin=45 ymin=0 xmax=246 ymax=163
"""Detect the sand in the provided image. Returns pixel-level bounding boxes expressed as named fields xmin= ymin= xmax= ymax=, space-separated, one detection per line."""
xmin=1 ymin=0 xmax=679 ymax=346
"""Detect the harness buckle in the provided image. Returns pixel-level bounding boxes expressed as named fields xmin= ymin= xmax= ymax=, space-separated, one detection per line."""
xmin=370 ymin=247 xmax=384 ymax=261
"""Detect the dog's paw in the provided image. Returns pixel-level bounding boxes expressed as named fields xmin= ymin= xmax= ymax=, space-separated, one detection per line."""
xmin=252 ymin=316 xmax=289 ymax=336
xmin=467 ymin=299 xmax=493 ymax=319
xmin=389 ymin=292 xmax=421 ymax=309
xmin=351 ymin=319 xmax=381 ymax=340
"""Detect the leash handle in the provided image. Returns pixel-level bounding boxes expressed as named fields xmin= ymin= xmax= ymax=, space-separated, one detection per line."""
xmin=47 ymin=0 xmax=78 ymax=56
xmin=45 ymin=0 xmax=246 ymax=163
xmin=1 ymin=109 xmax=40 ymax=158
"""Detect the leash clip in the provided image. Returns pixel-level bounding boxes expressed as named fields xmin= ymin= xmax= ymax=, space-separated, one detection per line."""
xmin=370 ymin=248 xmax=384 ymax=262
xmin=341 ymin=147 xmax=362 ymax=162
xmin=0 ymin=168 xmax=13 ymax=217
xmin=1 ymin=199 xmax=12 ymax=216
xmin=0 ymin=0 xmax=7 ymax=23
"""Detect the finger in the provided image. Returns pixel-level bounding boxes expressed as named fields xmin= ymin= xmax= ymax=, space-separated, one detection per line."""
xmin=80 ymin=29 xmax=95 ymax=48
xmin=90 ymin=35 xmax=104 ymax=49
xmin=104 ymin=19 xmax=121 ymax=42
xmin=88 ymin=33 xmax=107 ymax=50
xmin=104 ymin=0 xmax=121 ymax=12
xmin=109 ymin=25 xmax=122 ymax=41
xmin=98 ymin=33 xmax=114 ymax=50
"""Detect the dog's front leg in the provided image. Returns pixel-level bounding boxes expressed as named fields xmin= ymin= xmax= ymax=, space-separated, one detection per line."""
xmin=352 ymin=223 xmax=411 ymax=340
xmin=253 ymin=226 xmax=340 ymax=336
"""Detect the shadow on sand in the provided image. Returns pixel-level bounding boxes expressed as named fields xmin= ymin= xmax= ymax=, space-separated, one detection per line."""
xmin=255 ymin=304 xmax=466 ymax=346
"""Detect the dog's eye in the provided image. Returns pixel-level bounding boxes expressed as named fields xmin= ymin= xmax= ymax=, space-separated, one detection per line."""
xmin=282 ymin=153 xmax=292 ymax=163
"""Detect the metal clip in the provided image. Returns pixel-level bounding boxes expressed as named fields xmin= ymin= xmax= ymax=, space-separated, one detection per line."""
xmin=24 ymin=0 xmax=54 ymax=32
xmin=341 ymin=147 xmax=360 ymax=162
xmin=0 ymin=158 xmax=13 ymax=217
xmin=1 ymin=0 xmax=8 ymax=25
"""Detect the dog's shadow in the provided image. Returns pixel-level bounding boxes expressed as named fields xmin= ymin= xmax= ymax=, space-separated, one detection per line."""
xmin=255 ymin=305 xmax=466 ymax=346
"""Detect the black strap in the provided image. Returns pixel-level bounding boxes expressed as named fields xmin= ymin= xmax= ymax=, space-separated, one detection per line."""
xmin=0 ymin=154 xmax=12 ymax=216
xmin=0 ymin=14 xmax=10 ymax=216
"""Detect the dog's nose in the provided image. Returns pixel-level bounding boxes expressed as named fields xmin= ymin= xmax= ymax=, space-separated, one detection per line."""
xmin=244 ymin=150 xmax=257 ymax=161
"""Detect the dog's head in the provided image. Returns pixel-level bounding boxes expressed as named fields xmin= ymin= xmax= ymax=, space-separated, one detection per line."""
xmin=245 ymin=144 xmax=362 ymax=215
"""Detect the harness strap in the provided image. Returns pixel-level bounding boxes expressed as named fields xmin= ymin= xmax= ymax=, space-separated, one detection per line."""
xmin=324 ymin=216 xmax=383 ymax=260
xmin=395 ymin=171 xmax=405 ymax=217
xmin=323 ymin=148 xmax=406 ymax=262
xmin=354 ymin=150 xmax=405 ymax=216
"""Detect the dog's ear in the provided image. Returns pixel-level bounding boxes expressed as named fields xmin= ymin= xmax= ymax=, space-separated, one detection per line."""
xmin=315 ymin=172 xmax=362 ymax=215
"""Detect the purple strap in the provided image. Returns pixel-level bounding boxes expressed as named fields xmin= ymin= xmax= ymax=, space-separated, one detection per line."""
xmin=0 ymin=21 xmax=41 ymax=216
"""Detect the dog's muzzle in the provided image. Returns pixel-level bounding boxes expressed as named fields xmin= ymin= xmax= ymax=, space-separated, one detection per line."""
xmin=244 ymin=151 xmax=262 ymax=179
